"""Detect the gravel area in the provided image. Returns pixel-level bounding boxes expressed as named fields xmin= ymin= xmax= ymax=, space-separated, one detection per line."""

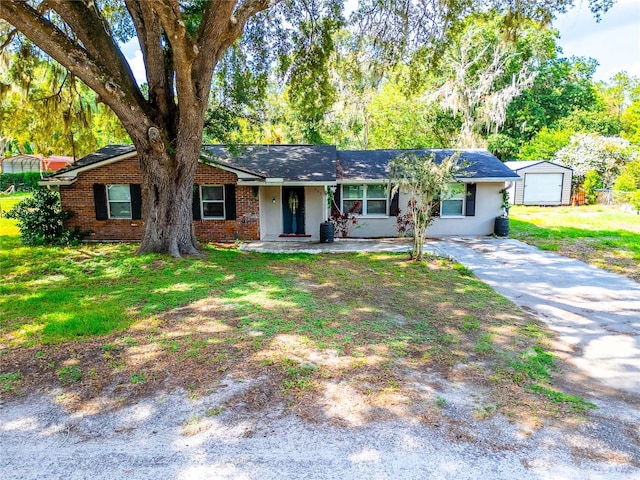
xmin=2 ymin=374 xmax=639 ymax=479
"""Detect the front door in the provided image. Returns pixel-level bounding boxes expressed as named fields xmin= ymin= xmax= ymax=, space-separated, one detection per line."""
xmin=282 ymin=187 xmax=305 ymax=234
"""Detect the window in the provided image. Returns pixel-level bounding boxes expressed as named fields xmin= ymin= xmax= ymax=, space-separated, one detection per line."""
xmin=201 ymin=185 xmax=225 ymax=219
xmin=107 ymin=185 xmax=132 ymax=219
xmin=365 ymin=184 xmax=387 ymax=214
xmin=342 ymin=185 xmax=363 ymax=214
xmin=440 ymin=183 xmax=465 ymax=217
xmin=341 ymin=184 xmax=388 ymax=216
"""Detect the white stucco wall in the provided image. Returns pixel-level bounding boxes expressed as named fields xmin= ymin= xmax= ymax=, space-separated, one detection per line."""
xmin=348 ymin=182 xmax=505 ymax=238
xmin=259 ymin=186 xmax=283 ymax=239
xmin=304 ymin=186 xmax=328 ymax=240
xmin=429 ymin=183 xmax=504 ymax=236
xmin=259 ymin=185 xmax=328 ymax=240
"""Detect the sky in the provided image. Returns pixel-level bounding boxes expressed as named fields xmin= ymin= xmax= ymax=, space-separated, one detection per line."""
xmin=123 ymin=0 xmax=640 ymax=85
xmin=553 ymin=0 xmax=640 ymax=82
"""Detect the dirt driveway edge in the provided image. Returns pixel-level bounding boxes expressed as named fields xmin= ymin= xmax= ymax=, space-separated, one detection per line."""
xmin=1 ymin=374 xmax=639 ymax=480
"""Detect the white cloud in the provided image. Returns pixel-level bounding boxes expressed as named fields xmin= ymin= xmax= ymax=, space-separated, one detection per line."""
xmin=553 ymin=0 xmax=640 ymax=81
xmin=121 ymin=37 xmax=147 ymax=86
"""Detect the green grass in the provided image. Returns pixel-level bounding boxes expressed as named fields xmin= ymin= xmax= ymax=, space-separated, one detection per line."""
xmin=529 ymin=384 xmax=597 ymax=411
xmin=0 ymin=220 xmax=595 ymax=416
xmin=0 ymin=235 xmax=292 ymax=344
xmin=510 ymin=205 xmax=640 ymax=281
xmin=0 ymin=373 xmax=22 ymax=392
xmin=57 ymin=365 xmax=83 ymax=385
xmin=0 ymin=193 xmax=29 ymax=238
xmin=0 ymin=192 xmax=30 ymax=215
xmin=508 ymin=345 xmax=554 ymax=381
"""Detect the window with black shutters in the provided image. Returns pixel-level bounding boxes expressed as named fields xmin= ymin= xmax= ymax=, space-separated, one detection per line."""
xmin=200 ymin=185 xmax=225 ymax=219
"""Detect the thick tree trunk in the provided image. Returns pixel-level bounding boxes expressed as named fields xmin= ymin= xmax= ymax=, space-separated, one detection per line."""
xmin=135 ymin=136 xmax=202 ymax=258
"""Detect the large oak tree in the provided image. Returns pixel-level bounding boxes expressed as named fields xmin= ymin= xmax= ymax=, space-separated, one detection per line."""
xmin=0 ymin=0 xmax=613 ymax=256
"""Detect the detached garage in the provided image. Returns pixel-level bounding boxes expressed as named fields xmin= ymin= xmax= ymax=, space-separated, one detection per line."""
xmin=504 ymin=161 xmax=572 ymax=206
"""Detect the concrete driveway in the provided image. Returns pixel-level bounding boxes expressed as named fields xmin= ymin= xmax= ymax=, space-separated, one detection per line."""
xmin=432 ymin=238 xmax=640 ymax=396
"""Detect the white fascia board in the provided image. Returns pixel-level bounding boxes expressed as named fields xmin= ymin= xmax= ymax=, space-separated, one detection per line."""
xmin=238 ymin=180 xmax=335 ymax=187
xmin=54 ymin=150 xmax=138 ymax=179
xmin=457 ymin=177 xmax=523 ymax=183
xmin=336 ymin=179 xmax=389 ymax=184
xmin=38 ymin=177 xmax=76 ymax=186
xmin=338 ymin=177 xmax=523 ymax=184
xmin=462 ymin=177 xmax=523 ymax=183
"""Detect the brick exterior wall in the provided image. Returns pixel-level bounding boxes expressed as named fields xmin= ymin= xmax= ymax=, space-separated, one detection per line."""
xmin=60 ymin=156 xmax=260 ymax=242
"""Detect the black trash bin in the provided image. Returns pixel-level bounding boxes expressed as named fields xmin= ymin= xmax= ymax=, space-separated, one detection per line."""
xmin=494 ymin=216 xmax=510 ymax=237
xmin=320 ymin=221 xmax=335 ymax=243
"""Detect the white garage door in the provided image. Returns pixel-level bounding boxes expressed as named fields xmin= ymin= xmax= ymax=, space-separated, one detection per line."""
xmin=523 ymin=173 xmax=563 ymax=203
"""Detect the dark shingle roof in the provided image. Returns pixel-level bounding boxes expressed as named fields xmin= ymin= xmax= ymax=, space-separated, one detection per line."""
xmin=202 ymin=145 xmax=337 ymax=182
xmin=337 ymin=149 xmax=520 ymax=181
xmin=49 ymin=145 xmax=518 ymax=183
xmin=51 ymin=144 xmax=136 ymax=176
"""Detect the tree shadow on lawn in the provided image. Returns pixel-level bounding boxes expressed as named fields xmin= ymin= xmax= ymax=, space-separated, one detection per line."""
xmin=2 ymin=247 xmax=622 ymax=426
xmin=2 ymin=244 xmax=640 ymax=469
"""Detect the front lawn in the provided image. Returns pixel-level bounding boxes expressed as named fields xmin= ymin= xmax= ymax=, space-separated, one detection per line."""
xmin=509 ymin=205 xmax=640 ymax=282
xmin=0 ymin=193 xmax=29 ymax=238
xmin=1 ymin=219 xmax=595 ymax=423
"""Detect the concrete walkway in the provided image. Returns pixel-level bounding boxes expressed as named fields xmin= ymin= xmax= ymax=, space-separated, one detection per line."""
xmin=241 ymin=236 xmax=640 ymax=396
xmin=240 ymin=237 xmax=417 ymax=254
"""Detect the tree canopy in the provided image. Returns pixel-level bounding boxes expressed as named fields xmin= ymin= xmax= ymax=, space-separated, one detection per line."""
xmin=0 ymin=0 xmax=619 ymax=255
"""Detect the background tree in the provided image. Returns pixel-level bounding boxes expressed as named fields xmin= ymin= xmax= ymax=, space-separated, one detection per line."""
xmin=502 ymin=57 xmax=600 ymax=151
xmin=518 ymin=126 xmax=573 ymax=160
xmin=364 ymin=78 xmax=457 ymax=149
xmin=389 ymin=153 xmax=460 ymax=261
xmin=553 ymin=133 xmax=632 ymax=188
xmin=431 ymin=14 xmax=543 ymax=148
xmin=613 ymin=159 xmax=640 ymax=210
xmin=0 ymin=45 xmax=129 ymax=157
xmin=621 ymin=81 xmax=640 ymax=145
xmin=0 ymin=0 xmax=615 ymax=256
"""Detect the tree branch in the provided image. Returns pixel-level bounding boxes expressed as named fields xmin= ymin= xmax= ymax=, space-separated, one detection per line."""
xmin=193 ymin=0 xmax=281 ymax=100
xmin=49 ymin=0 xmax=145 ymax=108
xmin=0 ymin=27 xmax=18 ymax=52
xmin=0 ymin=0 xmax=151 ymax=139
xmin=125 ymin=0 xmax=175 ymax=125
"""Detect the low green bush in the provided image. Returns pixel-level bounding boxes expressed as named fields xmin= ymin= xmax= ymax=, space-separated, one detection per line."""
xmin=5 ymin=188 xmax=84 ymax=245
xmin=583 ymin=170 xmax=603 ymax=205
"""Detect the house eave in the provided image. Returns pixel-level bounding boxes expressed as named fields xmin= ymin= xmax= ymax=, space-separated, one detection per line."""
xmin=48 ymin=150 xmax=138 ymax=180
xmin=336 ymin=179 xmax=391 ymax=184
xmin=38 ymin=177 xmax=77 ymax=186
xmin=462 ymin=177 xmax=523 ymax=183
xmin=337 ymin=177 xmax=522 ymax=184
xmin=238 ymin=180 xmax=335 ymax=187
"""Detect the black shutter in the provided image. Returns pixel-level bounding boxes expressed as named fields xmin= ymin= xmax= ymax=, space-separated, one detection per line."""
xmin=192 ymin=184 xmax=201 ymax=220
xmin=225 ymin=184 xmax=236 ymax=220
xmin=465 ymin=183 xmax=477 ymax=217
xmin=332 ymin=185 xmax=341 ymax=215
xmin=389 ymin=185 xmax=399 ymax=216
xmin=93 ymin=184 xmax=108 ymax=220
xmin=130 ymin=184 xmax=142 ymax=220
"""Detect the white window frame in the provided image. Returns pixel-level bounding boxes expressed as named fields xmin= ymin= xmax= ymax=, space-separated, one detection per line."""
xmin=106 ymin=184 xmax=132 ymax=219
xmin=341 ymin=184 xmax=389 ymax=217
xmin=440 ymin=183 xmax=466 ymax=218
xmin=200 ymin=185 xmax=225 ymax=219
